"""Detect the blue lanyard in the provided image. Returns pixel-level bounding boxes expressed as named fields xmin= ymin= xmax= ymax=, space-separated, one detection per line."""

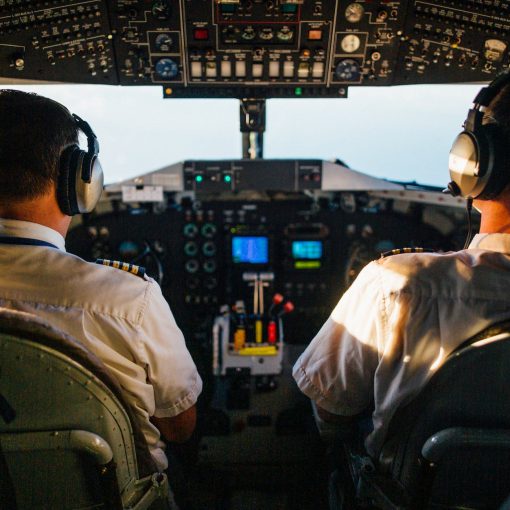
xmin=0 ymin=236 xmax=58 ymax=249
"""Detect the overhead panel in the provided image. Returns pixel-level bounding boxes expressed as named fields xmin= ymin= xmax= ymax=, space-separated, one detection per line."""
xmin=0 ymin=0 xmax=508 ymax=96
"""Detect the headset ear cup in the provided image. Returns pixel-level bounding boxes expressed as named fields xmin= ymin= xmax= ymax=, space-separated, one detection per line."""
xmin=57 ymin=145 xmax=79 ymax=216
xmin=477 ymin=124 xmax=509 ymax=200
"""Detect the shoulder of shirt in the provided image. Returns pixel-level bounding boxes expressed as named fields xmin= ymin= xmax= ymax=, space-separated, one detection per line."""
xmin=94 ymin=258 xmax=147 ymax=280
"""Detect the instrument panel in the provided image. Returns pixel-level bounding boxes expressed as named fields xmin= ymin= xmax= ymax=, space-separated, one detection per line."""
xmin=67 ymin=185 xmax=460 ymax=347
xmin=0 ymin=0 xmax=508 ymax=96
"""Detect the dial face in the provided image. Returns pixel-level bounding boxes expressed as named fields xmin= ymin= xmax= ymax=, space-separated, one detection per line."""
xmin=345 ymin=3 xmax=364 ymax=23
xmin=155 ymin=33 xmax=173 ymax=52
xmin=335 ymin=59 xmax=361 ymax=82
xmin=341 ymin=34 xmax=361 ymax=53
xmin=485 ymin=39 xmax=507 ymax=62
xmin=155 ymin=58 xmax=179 ymax=79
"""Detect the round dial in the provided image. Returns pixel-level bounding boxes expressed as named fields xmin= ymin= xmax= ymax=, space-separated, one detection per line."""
xmin=155 ymin=58 xmax=179 ymax=79
xmin=341 ymin=34 xmax=361 ymax=53
xmin=335 ymin=59 xmax=361 ymax=82
xmin=345 ymin=3 xmax=364 ymax=23
xmin=155 ymin=33 xmax=173 ymax=52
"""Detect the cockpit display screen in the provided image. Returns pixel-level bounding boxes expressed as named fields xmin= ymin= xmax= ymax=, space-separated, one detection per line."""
xmin=292 ymin=240 xmax=323 ymax=260
xmin=232 ymin=236 xmax=269 ymax=264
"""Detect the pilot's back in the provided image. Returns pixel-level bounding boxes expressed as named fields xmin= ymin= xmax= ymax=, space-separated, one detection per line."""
xmin=0 ymin=217 xmax=200 ymax=472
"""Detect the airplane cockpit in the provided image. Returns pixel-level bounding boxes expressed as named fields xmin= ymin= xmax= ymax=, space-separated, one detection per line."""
xmin=1 ymin=1 xmax=510 ymax=509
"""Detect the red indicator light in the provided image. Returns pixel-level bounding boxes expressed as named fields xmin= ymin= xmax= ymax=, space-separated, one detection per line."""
xmin=193 ymin=28 xmax=209 ymax=40
xmin=267 ymin=321 xmax=277 ymax=343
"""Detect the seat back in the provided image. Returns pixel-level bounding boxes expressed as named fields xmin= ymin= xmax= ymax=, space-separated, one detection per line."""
xmin=0 ymin=308 xmax=160 ymax=509
xmin=379 ymin=322 xmax=510 ymax=509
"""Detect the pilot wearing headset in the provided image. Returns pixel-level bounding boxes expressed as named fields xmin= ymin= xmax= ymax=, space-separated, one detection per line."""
xmin=0 ymin=90 xmax=202 ymax=473
xmin=293 ymin=72 xmax=510 ymax=459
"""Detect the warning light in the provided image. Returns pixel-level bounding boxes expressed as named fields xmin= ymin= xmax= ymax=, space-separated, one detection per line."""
xmin=195 ymin=175 xmax=203 ymax=183
xmin=193 ymin=28 xmax=209 ymax=40
xmin=308 ymin=30 xmax=323 ymax=41
xmin=164 ymin=87 xmax=173 ymax=96
xmin=224 ymin=174 xmax=232 ymax=183
xmin=295 ymin=87 xmax=303 ymax=96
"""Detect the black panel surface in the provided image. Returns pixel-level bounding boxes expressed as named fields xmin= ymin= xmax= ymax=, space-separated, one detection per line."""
xmin=0 ymin=1 xmax=509 ymax=96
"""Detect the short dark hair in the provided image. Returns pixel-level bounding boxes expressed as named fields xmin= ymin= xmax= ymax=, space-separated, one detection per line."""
xmin=488 ymin=82 xmax=510 ymax=129
xmin=0 ymin=90 xmax=78 ymax=201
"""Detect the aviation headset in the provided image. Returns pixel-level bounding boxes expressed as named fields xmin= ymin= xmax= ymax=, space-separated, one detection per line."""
xmin=56 ymin=111 xmax=104 ymax=216
xmin=447 ymin=71 xmax=510 ymax=200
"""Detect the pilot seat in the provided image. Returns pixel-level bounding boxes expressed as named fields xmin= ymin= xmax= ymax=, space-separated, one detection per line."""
xmin=0 ymin=307 xmax=173 ymax=510
xmin=328 ymin=320 xmax=510 ymax=510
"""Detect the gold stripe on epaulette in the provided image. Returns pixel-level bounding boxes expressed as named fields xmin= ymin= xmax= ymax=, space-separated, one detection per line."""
xmin=380 ymin=247 xmax=435 ymax=259
xmin=95 ymin=259 xmax=146 ymax=279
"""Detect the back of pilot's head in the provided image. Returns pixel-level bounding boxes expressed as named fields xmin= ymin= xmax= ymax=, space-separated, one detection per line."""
xmin=484 ymin=82 xmax=510 ymax=199
xmin=485 ymin=82 xmax=510 ymax=130
xmin=0 ymin=89 xmax=78 ymax=202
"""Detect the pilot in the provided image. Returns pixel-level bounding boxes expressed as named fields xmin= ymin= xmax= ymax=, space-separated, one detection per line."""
xmin=0 ymin=89 xmax=202 ymax=474
xmin=293 ymin=73 xmax=510 ymax=461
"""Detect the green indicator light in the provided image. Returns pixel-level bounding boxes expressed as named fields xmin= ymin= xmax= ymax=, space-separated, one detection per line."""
xmin=230 ymin=228 xmax=237 ymax=234
xmin=295 ymin=87 xmax=303 ymax=96
xmin=295 ymin=261 xmax=321 ymax=269
xmin=224 ymin=174 xmax=232 ymax=183
xmin=195 ymin=175 xmax=203 ymax=183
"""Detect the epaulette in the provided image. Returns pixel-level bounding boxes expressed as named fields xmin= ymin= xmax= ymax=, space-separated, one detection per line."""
xmin=95 ymin=258 xmax=146 ymax=278
xmin=380 ymin=247 xmax=435 ymax=259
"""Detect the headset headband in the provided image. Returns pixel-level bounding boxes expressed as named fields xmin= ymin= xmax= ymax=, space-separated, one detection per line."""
xmin=71 ymin=113 xmax=99 ymax=183
xmin=465 ymin=72 xmax=510 ymax=132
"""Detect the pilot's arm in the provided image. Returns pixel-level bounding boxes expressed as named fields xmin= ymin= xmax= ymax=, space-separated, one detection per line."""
xmin=293 ymin=261 xmax=383 ymax=427
xmin=152 ymin=405 xmax=197 ymax=443
xmin=139 ymin=279 xmax=203 ymax=441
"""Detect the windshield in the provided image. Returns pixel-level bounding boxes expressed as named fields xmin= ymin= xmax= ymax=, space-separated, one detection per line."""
xmin=6 ymin=82 xmax=480 ymax=186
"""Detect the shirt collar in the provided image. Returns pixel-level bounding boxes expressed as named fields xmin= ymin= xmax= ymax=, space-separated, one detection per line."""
xmin=468 ymin=233 xmax=510 ymax=254
xmin=0 ymin=218 xmax=66 ymax=252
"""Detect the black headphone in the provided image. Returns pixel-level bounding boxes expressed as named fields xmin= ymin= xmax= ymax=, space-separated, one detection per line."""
xmin=447 ymin=72 xmax=510 ymax=200
xmin=57 ymin=113 xmax=104 ymax=216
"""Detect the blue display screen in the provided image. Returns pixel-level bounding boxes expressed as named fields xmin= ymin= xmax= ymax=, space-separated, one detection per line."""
xmin=292 ymin=240 xmax=323 ymax=260
xmin=232 ymin=236 xmax=269 ymax=264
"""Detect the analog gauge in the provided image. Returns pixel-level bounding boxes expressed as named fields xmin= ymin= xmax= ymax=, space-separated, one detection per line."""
xmin=335 ymin=59 xmax=361 ymax=81
xmin=341 ymin=34 xmax=361 ymax=53
xmin=345 ymin=3 xmax=364 ymax=23
xmin=152 ymin=0 xmax=170 ymax=20
xmin=242 ymin=27 xmax=256 ymax=41
xmin=485 ymin=39 xmax=507 ymax=62
xmin=277 ymin=27 xmax=294 ymax=42
xmin=259 ymin=28 xmax=274 ymax=41
xmin=155 ymin=58 xmax=179 ymax=79
xmin=155 ymin=33 xmax=173 ymax=52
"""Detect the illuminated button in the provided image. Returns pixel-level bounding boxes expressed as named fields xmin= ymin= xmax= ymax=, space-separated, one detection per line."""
xmin=221 ymin=60 xmax=232 ymax=77
xmin=193 ymin=28 xmax=209 ymax=40
xmin=191 ymin=61 xmax=202 ymax=77
xmin=312 ymin=61 xmax=324 ymax=77
xmin=235 ymin=60 xmax=246 ymax=77
xmin=283 ymin=60 xmax=294 ymax=77
xmin=269 ymin=60 xmax=279 ymax=77
xmin=252 ymin=63 xmax=263 ymax=78
xmin=308 ymin=29 xmax=323 ymax=41
xmin=281 ymin=4 xmax=297 ymax=13
xmin=298 ymin=62 xmax=310 ymax=77
xmin=205 ymin=62 xmax=217 ymax=77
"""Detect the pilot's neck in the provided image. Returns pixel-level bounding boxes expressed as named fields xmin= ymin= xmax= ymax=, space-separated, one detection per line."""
xmin=475 ymin=196 xmax=510 ymax=235
xmin=0 ymin=192 xmax=71 ymax=239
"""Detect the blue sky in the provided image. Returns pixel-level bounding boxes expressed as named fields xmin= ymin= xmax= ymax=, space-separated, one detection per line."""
xmin=6 ymin=82 xmax=481 ymax=186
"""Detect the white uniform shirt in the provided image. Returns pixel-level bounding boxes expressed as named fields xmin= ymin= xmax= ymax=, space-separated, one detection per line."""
xmin=0 ymin=218 xmax=203 ymax=471
xmin=293 ymin=233 xmax=510 ymax=458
